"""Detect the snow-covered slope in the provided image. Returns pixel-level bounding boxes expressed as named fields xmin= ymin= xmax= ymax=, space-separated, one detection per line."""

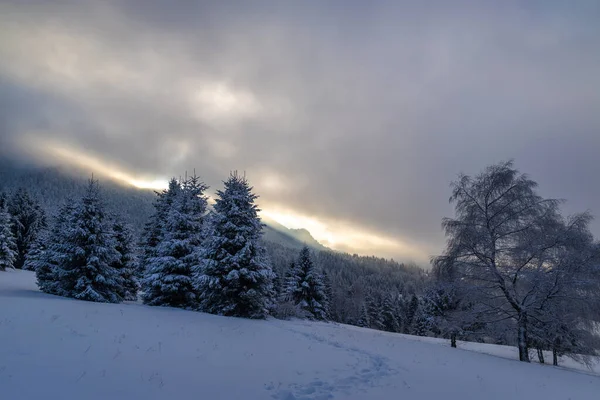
xmin=1 ymin=270 xmax=599 ymax=400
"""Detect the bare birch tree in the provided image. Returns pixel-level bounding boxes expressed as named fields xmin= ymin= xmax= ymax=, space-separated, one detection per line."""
xmin=434 ymin=161 xmax=600 ymax=362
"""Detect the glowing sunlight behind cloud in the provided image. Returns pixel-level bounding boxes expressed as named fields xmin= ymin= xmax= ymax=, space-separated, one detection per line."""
xmin=188 ymin=81 xmax=261 ymax=123
xmin=17 ymin=132 xmax=429 ymax=262
xmin=261 ymin=206 xmax=429 ymax=262
xmin=20 ymin=134 xmax=169 ymax=190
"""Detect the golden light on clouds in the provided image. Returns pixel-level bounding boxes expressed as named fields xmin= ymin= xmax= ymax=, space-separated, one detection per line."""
xmin=262 ymin=209 xmax=338 ymax=246
xmin=19 ymin=134 xmax=428 ymax=262
xmin=261 ymin=206 xmax=429 ymax=262
xmin=20 ymin=135 xmax=169 ymax=190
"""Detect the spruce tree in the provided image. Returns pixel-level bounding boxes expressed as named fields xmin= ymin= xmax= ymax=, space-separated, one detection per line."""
xmin=0 ymin=202 xmax=17 ymax=271
xmin=272 ymin=269 xmax=283 ymax=300
xmin=366 ymin=293 xmax=384 ymax=330
xmin=357 ymin=303 xmax=370 ymax=328
xmin=288 ymin=246 xmax=328 ymax=320
xmin=23 ymin=229 xmax=48 ymax=272
xmin=412 ymin=305 xmax=431 ymax=336
xmin=140 ymin=178 xmax=182 ymax=275
xmin=33 ymin=200 xmax=75 ymax=294
xmin=7 ymin=188 xmax=47 ymax=269
xmin=142 ymin=175 xmax=208 ymax=308
xmin=112 ymin=221 xmax=140 ymax=301
xmin=282 ymin=260 xmax=299 ymax=302
xmin=404 ymin=294 xmax=420 ymax=334
xmin=53 ymin=180 xmax=122 ymax=303
xmin=196 ymin=172 xmax=274 ymax=318
xmin=322 ymin=270 xmax=333 ymax=319
xmin=381 ymin=294 xmax=401 ymax=332
xmin=0 ymin=192 xmax=7 ymax=209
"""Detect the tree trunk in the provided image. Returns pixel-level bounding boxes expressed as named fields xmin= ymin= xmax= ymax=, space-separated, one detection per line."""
xmin=537 ymin=348 xmax=544 ymax=364
xmin=451 ymin=332 xmax=457 ymax=348
xmin=517 ymin=313 xmax=530 ymax=362
xmin=553 ymin=348 xmax=558 ymax=366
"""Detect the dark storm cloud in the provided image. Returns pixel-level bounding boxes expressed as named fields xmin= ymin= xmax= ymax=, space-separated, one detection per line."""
xmin=1 ymin=0 xmax=599 ymax=263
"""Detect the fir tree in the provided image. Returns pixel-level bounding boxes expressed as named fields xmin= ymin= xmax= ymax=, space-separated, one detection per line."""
xmin=0 ymin=202 xmax=17 ymax=271
xmin=366 ymin=293 xmax=384 ymax=330
xmin=404 ymin=294 xmax=419 ymax=334
xmin=112 ymin=221 xmax=140 ymax=301
xmin=142 ymin=175 xmax=208 ymax=308
xmin=288 ymin=246 xmax=328 ymax=320
xmin=140 ymin=178 xmax=182 ymax=275
xmin=23 ymin=230 xmax=47 ymax=272
xmin=196 ymin=172 xmax=274 ymax=319
xmin=23 ymin=235 xmax=44 ymax=272
xmin=272 ymin=269 xmax=283 ymax=300
xmin=322 ymin=270 xmax=333 ymax=319
xmin=52 ymin=180 xmax=122 ymax=303
xmin=7 ymin=188 xmax=47 ymax=269
xmin=33 ymin=200 xmax=75 ymax=294
xmin=282 ymin=260 xmax=299 ymax=302
xmin=412 ymin=304 xmax=431 ymax=337
xmin=381 ymin=294 xmax=401 ymax=333
xmin=357 ymin=302 xmax=370 ymax=328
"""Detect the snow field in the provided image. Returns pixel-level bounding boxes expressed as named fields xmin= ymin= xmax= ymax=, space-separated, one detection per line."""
xmin=1 ymin=270 xmax=599 ymax=400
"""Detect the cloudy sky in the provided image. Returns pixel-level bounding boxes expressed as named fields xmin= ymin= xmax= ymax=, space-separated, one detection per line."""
xmin=1 ymin=0 xmax=599 ymax=264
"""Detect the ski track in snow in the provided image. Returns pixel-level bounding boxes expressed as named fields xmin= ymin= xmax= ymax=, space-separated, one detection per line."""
xmin=269 ymin=324 xmax=397 ymax=400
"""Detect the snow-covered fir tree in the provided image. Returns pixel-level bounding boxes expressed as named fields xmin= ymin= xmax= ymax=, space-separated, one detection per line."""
xmin=357 ymin=303 xmax=370 ymax=327
xmin=412 ymin=303 xmax=431 ymax=337
xmin=142 ymin=175 xmax=208 ymax=308
xmin=381 ymin=294 xmax=401 ymax=333
xmin=272 ymin=269 xmax=284 ymax=300
xmin=404 ymin=294 xmax=420 ymax=334
xmin=286 ymin=246 xmax=328 ymax=320
xmin=7 ymin=188 xmax=47 ymax=269
xmin=419 ymin=283 xmax=473 ymax=346
xmin=33 ymin=200 xmax=75 ymax=294
xmin=23 ymin=229 xmax=47 ymax=272
xmin=271 ymin=260 xmax=301 ymax=319
xmin=196 ymin=172 xmax=275 ymax=319
xmin=0 ymin=202 xmax=17 ymax=271
xmin=322 ymin=270 xmax=333 ymax=319
xmin=140 ymin=178 xmax=182 ymax=275
xmin=51 ymin=180 xmax=122 ymax=303
xmin=366 ymin=293 xmax=384 ymax=330
xmin=281 ymin=260 xmax=299 ymax=301
xmin=112 ymin=221 xmax=140 ymax=301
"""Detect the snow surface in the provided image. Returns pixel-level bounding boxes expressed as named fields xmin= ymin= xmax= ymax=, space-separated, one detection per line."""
xmin=1 ymin=270 xmax=599 ymax=400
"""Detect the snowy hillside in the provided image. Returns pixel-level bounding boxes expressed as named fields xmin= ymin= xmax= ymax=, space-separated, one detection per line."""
xmin=1 ymin=270 xmax=599 ymax=400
